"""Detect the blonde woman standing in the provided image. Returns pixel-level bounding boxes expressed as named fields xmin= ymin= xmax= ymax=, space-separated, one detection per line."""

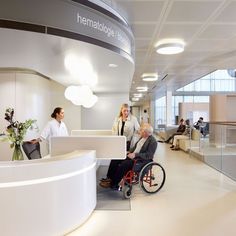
xmin=100 ymin=103 xmax=140 ymax=187
xmin=112 ymin=103 xmax=140 ymax=150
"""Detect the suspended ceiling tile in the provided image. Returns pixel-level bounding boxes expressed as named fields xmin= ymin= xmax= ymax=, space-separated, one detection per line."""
xmin=135 ymin=38 xmax=152 ymax=51
xmin=115 ymin=1 xmax=165 ymax=23
xmin=135 ymin=50 xmax=147 ymax=65
xmin=198 ymin=24 xmax=236 ymax=40
xmin=131 ymin=23 xmax=157 ymax=38
xmin=187 ymin=39 xmax=226 ymax=51
xmin=143 ymin=64 xmax=166 ymax=73
xmin=149 ymin=53 xmax=183 ymax=64
xmin=180 ymin=51 xmax=214 ymax=59
xmin=185 ymin=65 xmax=216 ymax=75
xmin=166 ymin=1 xmax=222 ymax=22
xmin=159 ymin=23 xmax=203 ymax=39
xmin=214 ymin=2 xmax=236 ymax=23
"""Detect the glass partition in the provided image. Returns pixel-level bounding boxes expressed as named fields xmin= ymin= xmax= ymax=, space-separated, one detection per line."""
xmin=190 ymin=122 xmax=236 ymax=181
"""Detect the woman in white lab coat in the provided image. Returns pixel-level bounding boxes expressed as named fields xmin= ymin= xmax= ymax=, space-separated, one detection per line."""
xmin=40 ymin=107 xmax=68 ymax=143
xmin=31 ymin=107 xmax=68 ymax=152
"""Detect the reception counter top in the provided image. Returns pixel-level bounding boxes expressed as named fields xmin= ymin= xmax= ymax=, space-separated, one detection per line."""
xmin=0 ymin=150 xmax=97 ymax=236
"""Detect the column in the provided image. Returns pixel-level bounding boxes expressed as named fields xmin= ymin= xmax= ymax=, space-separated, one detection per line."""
xmin=150 ymin=100 xmax=155 ymax=128
xmin=210 ymin=94 xmax=227 ymax=147
xmin=166 ymin=91 xmax=172 ymax=126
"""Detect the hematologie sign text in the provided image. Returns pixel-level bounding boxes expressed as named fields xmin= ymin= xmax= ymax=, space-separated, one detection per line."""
xmin=77 ymin=12 xmax=127 ymax=45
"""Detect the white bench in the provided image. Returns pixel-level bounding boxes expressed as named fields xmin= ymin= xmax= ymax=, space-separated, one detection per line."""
xmin=157 ymin=126 xmax=178 ymax=141
xmin=179 ymin=129 xmax=200 ymax=152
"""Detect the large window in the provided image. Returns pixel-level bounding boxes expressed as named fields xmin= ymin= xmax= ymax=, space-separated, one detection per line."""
xmin=172 ymin=96 xmax=209 ymax=124
xmin=172 ymin=96 xmax=183 ymax=124
xmin=155 ymin=69 xmax=235 ymax=126
xmin=177 ymin=70 xmax=236 ymax=92
xmin=156 ymin=95 xmax=209 ymax=126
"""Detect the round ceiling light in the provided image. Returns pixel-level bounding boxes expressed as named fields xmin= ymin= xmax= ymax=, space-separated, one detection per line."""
xmin=136 ymin=86 xmax=148 ymax=92
xmin=142 ymin=73 xmax=158 ymax=81
xmin=133 ymin=93 xmax=142 ymax=97
xmin=156 ymin=42 xmax=184 ymax=55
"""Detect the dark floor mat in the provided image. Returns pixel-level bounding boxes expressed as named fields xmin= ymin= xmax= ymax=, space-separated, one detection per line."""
xmin=95 ymin=166 xmax=131 ymax=211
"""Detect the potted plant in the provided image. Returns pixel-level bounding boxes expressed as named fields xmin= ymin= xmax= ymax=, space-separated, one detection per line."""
xmin=3 ymin=108 xmax=37 ymax=161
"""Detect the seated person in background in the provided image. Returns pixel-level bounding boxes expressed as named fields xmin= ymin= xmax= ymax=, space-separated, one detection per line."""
xmin=201 ymin=122 xmax=209 ymax=137
xmin=194 ymin=117 xmax=205 ymax=135
xmin=170 ymin=119 xmax=191 ymax=150
xmin=194 ymin=117 xmax=203 ymax=130
xmin=165 ymin=118 xmax=186 ymax=143
xmin=100 ymin=123 xmax=157 ymax=190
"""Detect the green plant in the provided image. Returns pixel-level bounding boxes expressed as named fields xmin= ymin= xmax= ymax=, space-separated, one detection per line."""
xmin=4 ymin=108 xmax=37 ymax=148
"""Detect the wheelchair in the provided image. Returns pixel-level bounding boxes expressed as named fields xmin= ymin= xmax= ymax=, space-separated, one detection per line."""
xmin=120 ymin=159 xmax=166 ymax=199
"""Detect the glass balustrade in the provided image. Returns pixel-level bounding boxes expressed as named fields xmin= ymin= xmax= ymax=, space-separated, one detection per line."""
xmin=190 ymin=122 xmax=236 ymax=181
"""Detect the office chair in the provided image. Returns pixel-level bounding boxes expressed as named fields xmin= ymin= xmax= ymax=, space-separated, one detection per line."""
xmin=22 ymin=141 xmax=42 ymax=160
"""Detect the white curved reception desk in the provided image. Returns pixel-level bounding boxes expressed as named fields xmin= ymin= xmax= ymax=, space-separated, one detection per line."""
xmin=0 ymin=135 xmax=126 ymax=235
xmin=0 ymin=150 xmax=97 ymax=236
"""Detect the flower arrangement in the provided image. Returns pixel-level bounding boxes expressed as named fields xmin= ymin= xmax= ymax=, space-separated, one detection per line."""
xmin=4 ymin=108 xmax=37 ymax=160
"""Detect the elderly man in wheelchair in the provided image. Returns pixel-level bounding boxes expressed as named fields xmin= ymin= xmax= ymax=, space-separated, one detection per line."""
xmin=100 ymin=123 xmax=166 ymax=198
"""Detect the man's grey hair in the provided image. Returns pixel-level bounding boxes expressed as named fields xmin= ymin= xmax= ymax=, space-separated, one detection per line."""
xmin=142 ymin=123 xmax=153 ymax=135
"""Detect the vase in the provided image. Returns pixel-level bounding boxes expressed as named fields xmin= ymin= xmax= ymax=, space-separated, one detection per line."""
xmin=12 ymin=144 xmax=24 ymax=161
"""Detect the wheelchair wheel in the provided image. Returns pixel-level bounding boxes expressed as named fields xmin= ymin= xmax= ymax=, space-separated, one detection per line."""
xmin=122 ymin=185 xmax=132 ymax=199
xmin=139 ymin=162 xmax=166 ymax=194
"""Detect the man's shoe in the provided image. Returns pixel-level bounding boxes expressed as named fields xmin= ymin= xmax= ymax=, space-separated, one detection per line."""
xmin=99 ymin=181 xmax=111 ymax=188
xmin=170 ymin=145 xmax=174 ymax=148
xmin=157 ymin=140 xmax=164 ymax=143
xmin=100 ymin=177 xmax=112 ymax=183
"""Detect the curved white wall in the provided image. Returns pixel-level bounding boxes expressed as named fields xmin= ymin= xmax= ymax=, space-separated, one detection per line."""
xmin=0 ymin=71 xmax=82 ymax=160
xmin=0 ymin=71 xmax=51 ymax=159
xmin=0 ymin=72 xmax=50 ymax=130
xmin=81 ymin=93 xmax=129 ymax=129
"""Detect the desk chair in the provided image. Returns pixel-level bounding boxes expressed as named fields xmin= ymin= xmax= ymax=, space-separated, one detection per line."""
xmin=22 ymin=142 xmax=42 ymax=160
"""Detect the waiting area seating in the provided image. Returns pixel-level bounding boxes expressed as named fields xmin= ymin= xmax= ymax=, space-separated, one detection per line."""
xmin=156 ymin=125 xmax=178 ymax=141
xmin=157 ymin=126 xmax=201 ymax=152
xmin=179 ymin=129 xmax=201 ymax=152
